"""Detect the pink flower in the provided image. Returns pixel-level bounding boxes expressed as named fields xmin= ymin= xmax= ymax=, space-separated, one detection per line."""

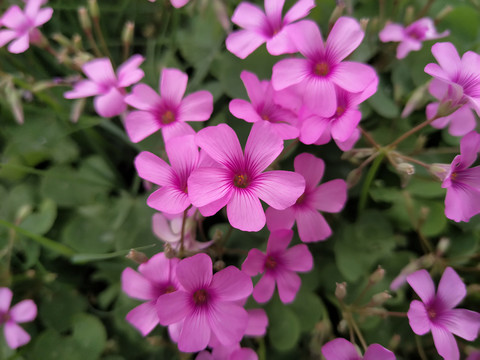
xmin=436 ymin=131 xmax=480 ymax=222
xmin=0 ymin=0 xmax=53 ymax=53
xmin=124 ymin=68 xmax=213 ymax=143
xmin=266 ymin=153 xmax=347 ymax=242
xmin=407 ymin=267 xmax=480 ymax=360
xmin=322 ymin=338 xmax=396 ymax=360
xmin=242 ymin=229 xmax=313 ymax=303
xmin=467 ymin=351 xmax=480 ymax=360
xmin=156 ymin=253 xmax=253 ymax=352
xmin=64 ymin=55 xmax=144 ymax=118
xmin=0 ymin=287 xmax=37 ymax=349
xmin=271 ymin=18 xmax=377 ymax=117
xmin=121 ymin=252 xmax=180 ymax=336
xmin=188 ymin=122 xmax=305 ymax=232
xmin=229 ymin=71 xmax=299 ymax=140
xmin=135 ymin=135 xmax=200 ymax=214
xmin=226 ymin=0 xmax=315 ymax=59
xmin=379 ymin=18 xmax=449 ymax=59
xmin=148 ymin=0 xmax=189 ymax=8
xmin=425 ymin=42 xmax=480 ymax=122
xmin=197 ymin=346 xmax=258 ymax=360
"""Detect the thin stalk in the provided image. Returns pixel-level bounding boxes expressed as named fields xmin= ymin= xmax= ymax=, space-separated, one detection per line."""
xmin=358 ymin=151 xmax=386 ymax=213
xmin=84 ymin=28 xmax=102 ymax=57
xmin=179 ymin=207 xmax=190 ymax=257
xmin=388 ymin=116 xmax=438 ymax=149
xmin=92 ymin=17 xmax=112 ymax=60
xmin=349 ymin=314 xmax=368 ymax=352
xmin=416 ymin=335 xmax=428 ymax=360
xmin=359 ymin=126 xmax=381 ymax=149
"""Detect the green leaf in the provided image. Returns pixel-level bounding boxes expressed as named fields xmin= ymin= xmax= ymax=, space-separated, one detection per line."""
xmin=62 ymin=215 xmax=115 ymax=254
xmin=19 ymin=198 xmax=57 ymax=235
xmin=289 ymin=290 xmax=325 ymax=332
xmin=71 ymin=314 xmax=107 ymax=359
xmin=30 ymin=329 xmax=84 ymax=360
xmin=367 ymin=79 xmax=399 ymax=119
xmin=266 ymin=296 xmax=301 ymax=352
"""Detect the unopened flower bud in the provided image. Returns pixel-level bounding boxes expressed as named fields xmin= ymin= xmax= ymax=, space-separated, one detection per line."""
xmin=338 ymin=319 xmax=349 ymax=334
xmin=369 ymin=266 xmax=385 ymax=284
xmin=126 ymin=249 xmax=149 ymax=264
xmin=388 ymin=334 xmax=401 ymax=351
xmin=435 ymin=5 xmax=453 ymax=22
xmin=78 ymin=7 xmax=91 ymax=31
xmin=329 ymin=3 xmax=345 ymax=28
xmin=213 ymin=260 xmax=225 ymax=271
xmin=359 ymin=18 xmax=369 ymax=32
xmin=52 ymin=33 xmax=71 ymax=47
xmin=122 ymin=21 xmax=135 ymax=45
xmin=16 ymin=204 xmax=33 ymax=223
xmin=163 ymin=243 xmax=176 ymax=259
xmin=401 ymin=82 xmax=429 ymax=118
xmin=395 ymin=162 xmax=415 ymax=175
xmin=404 ymin=6 xmax=414 ymax=24
xmin=88 ymin=0 xmax=100 ymax=19
xmin=436 ymin=237 xmax=450 ymax=255
xmin=430 ymin=163 xmax=450 ymax=181
xmin=371 ymin=291 xmax=391 ymax=306
xmin=335 ymin=282 xmax=347 ymax=301
xmin=346 ymin=168 xmax=363 ymax=188
xmin=212 ymin=229 xmax=223 ymax=242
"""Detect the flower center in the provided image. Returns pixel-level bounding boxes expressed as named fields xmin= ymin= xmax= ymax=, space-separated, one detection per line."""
xmin=164 ymin=285 xmax=176 ymax=294
xmin=261 ymin=114 xmax=270 ymax=121
xmin=427 ymin=307 xmax=437 ymax=320
xmin=336 ymin=106 xmax=345 ymax=117
xmin=314 ymin=62 xmax=330 ymax=76
xmin=193 ymin=289 xmax=208 ymax=305
xmin=450 ymin=172 xmax=457 ymax=180
xmin=265 ymin=255 xmax=277 ymax=270
xmin=161 ymin=110 xmax=176 ymax=125
xmin=234 ymin=173 xmax=249 ymax=188
xmin=0 ymin=312 xmax=9 ymax=324
xmin=295 ymin=192 xmax=306 ymax=205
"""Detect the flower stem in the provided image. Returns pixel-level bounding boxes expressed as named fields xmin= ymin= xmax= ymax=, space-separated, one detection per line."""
xmin=358 ymin=151 xmax=385 ymax=213
xmin=359 ymin=126 xmax=381 ymax=149
xmin=387 ymin=116 xmax=438 ymax=149
xmin=179 ymin=208 xmax=189 ymax=258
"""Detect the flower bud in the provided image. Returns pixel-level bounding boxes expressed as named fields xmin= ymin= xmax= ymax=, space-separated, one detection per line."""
xmin=163 ymin=243 xmax=176 ymax=259
xmin=346 ymin=168 xmax=363 ymax=188
xmin=213 ymin=260 xmax=225 ymax=271
xmin=436 ymin=237 xmax=450 ymax=255
xmin=122 ymin=21 xmax=135 ymax=45
xmin=369 ymin=266 xmax=385 ymax=284
xmin=329 ymin=3 xmax=345 ymax=29
xmin=126 ymin=249 xmax=149 ymax=264
xmin=88 ymin=0 xmax=100 ymax=19
xmin=78 ymin=7 xmax=91 ymax=31
xmin=371 ymin=291 xmax=391 ymax=306
xmin=335 ymin=282 xmax=347 ymax=301
xmin=395 ymin=162 xmax=415 ymax=175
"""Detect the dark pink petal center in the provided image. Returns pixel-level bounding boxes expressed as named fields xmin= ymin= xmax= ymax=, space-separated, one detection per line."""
xmin=295 ymin=192 xmax=307 ymax=205
xmin=0 ymin=311 xmax=10 ymax=324
xmin=314 ymin=62 xmax=330 ymax=77
xmin=161 ymin=110 xmax=176 ymax=125
xmin=265 ymin=255 xmax=277 ymax=270
xmin=193 ymin=289 xmax=208 ymax=305
xmin=406 ymin=25 xmax=427 ymax=40
xmin=234 ymin=173 xmax=250 ymax=188
xmin=427 ymin=306 xmax=437 ymax=320
xmin=336 ymin=106 xmax=345 ymax=117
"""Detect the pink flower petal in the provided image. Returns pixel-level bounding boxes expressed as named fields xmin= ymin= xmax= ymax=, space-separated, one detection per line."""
xmin=326 ymin=16 xmax=364 ymax=63
xmin=188 ymin=167 xmax=233 ymax=208
xmin=170 ymin=0 xmax=189 ymax=8
xmin=208 ymin=302 xmax=249 ymax=346
xmin=397 ymin=38 xmax=422 ymax=59
xmin=431 ymin=325 xmax=460 ymax=360
xmin=176 ymin=253 xmax=213 ymax=292
xmin=210 ymin=266 xmax=253 ymax=301
xmin=231 ymin=348 xmax=258 ymax=360
xmin=121 ymin=268 xmax=156 ymax=300
xmin=266 ymin=28 xmax=297 ymax=55
xmin=270 ymin=122 xmax=300 ymax=140
xmin=431 ymin=42 xmax=461 ymax=79
xmin=9 ymin=300 xmax=37 ymax=323
xmin=245 ymin=308 xmax=268 ymax=336
xmin=242 ymin=249 xmax=267 ymax=276
xmin=264 ymin=0 xmax=285 ymax=21
xmin=331 ymin=109 xmax=362 ymax=142
xmin=117 ymin=54 xmax=145 ymax=87
xmin=254 ymin=170 xmax=305 ymax=210
xmin=322 ymin=338 xmax=361 ymax=360
xmin=311 ymin=179 xmax=347 ymax=213
xmin=25 ymin=0 xmax=43 ymax=18
xmin=459 ymin=130 xmax=480 ymax=168
xmin=8 ymin=33 xmax=29 ymax=54
xmin=1 ymin=6 xmax=26 ymax=29
xmin=406 ymin=269 xmax=436 ymax=304
xmin=0 ymin=288 xmax=13 ymax=313
xmin=125 ymin=301 xmax=159 ymax=336
xmin=197 ymin=193 xmax=231 ymax=217
xmin=226 ymin=29 xmax=267 ymax=59
xmin=229 ymin=99 xmax=263 ymax=123
xmin=284 ymin=0 xmax=315 ymax=23
xmin=156 ymin=290 xmax=192 ymax=325
xmin=33 ymin=8 xmax=53 ymax=27
xmin=271 ymin=58 xmax=311 ymax=90
xmin=165 ymin=135 xmax=199 ymax=183
xmin=407 ymin=300 xmax=431 ymax=335
xmin=447 ymin=106 xmax=476 ymax=136
xmin=282 ymin=244 xmax=313 ymax=272
xmin=178 ymin=91 xmax=213 ymax=122
xmin=265 ymin=206 xmax=296 ymax=231
xmin=266 ymin=229 xmax=293 ymax=254
xmin=138 ymin=252 xmax=178 ymax=286
xmin=4 ymin=321 xmax=30 ymax=349
xmin=227 ymin=189 xmax=265 ymax=231
xmin=124 ymin=84 xmax=161 ymax=110
xmin=240 ymin=70 xmax=264 ymax=107
xmin=134 ymin=151 xmax=174 ymax=186
xmin=253 ymin=273 xmax=276 ymax=303
xmin=379 ymin=23 xmax=405 ymax=42
xmin=245 ymin=122 xmax=283 ymax=174
xmin=94 ymin=87 xmax=126 ymax=117
xmin=287 ymin=20 xmax=323 ymax=59
xmin=162 ymin=121 xmax=196 ymax=141
xmin=436 ymin=267 xmax=466 ymax=310
xmin=295 ymin=208 xmax=331 ymax=242
xmin=231 ymin=2 xmax=266 ymax=30
xmin=442 ymin=308 xmax=480 ymax=341
xmin=303 ymin=78 xmax=337 ymax=117
xmin=424 ymin=63 xmax=450 ymax=83
xmin=276 ymin=270 xmax=301 ymax=303
xmin=82 ymin=58 xmax=116 ymax=85
xmin=0 ymin=30 xmax=17 ymax=47
xmin=64 ymin=80 xmax=102 ymax=99
xmin=331 ymin=62 xmax=378 ymax=93
xmin=299 ymin=113 xmax=329 ymax=144
xmin=124 ymin=110 xmax=161 ymax=143
xmin=445 ymin=184 xmax=480 ymax=222
xmin=195 ymin=124 xmax=244 ymax=170
xmin=363 ymin=344 xmax=396 ymax=360
xmin=294 ymin=153 xmax=325 ymax=190
xmin=160 ymin=68 xmax=187 ymax=106
xmin=179 ymin=310 xmax=211 ymax=352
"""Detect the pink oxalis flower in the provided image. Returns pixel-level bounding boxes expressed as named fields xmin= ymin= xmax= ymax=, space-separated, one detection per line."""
xmin=229 ymin=70 xmax=299 ymax=140
xmin=121 ymin=252 xmax=180 ymax=336
xmin=407 ymin=267 xmax=480 ymax=360
xmin=0 ymin=287 xmax=37 ymax=349
xmin=226 ymin=0 xmax=315 ymax=59
xmin=379 ymin=18 xmax=449 ymax=59
xmin=435 ymin=131 xmax=480 ymax=222
xmin=242 ymin=229 xmax=313 ymax=303
xmin=322 ymin=338 xmax=396 ymax=360
xmin=266 ymin=153 xmax=347 ymax=242
xmin=272 ymin=17 xmax=377 ymax=117
xmin=156 ymin=253 xmax=253 ymax=353
xmin=64 ymin=55 xmax=145 ymax=118
xmin=188 ymin=122 xmax=305 ymax=232
xmin=0 ymin=0 xmax=53 ymax=54
xmin=135 ymin=135 xmax=200 ymax=215
xmin=424 ymin=42 xmax=480 ymax=135
xmin=148 ymin=0 xmax=189 ymax=8
xmin=124 ymin=68 xmax=213 ymax=142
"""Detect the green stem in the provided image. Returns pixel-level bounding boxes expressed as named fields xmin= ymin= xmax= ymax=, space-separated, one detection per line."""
xmin=0 ymin=218 xmax=75 ymax=257
xmin=358 ymin=151 xmax=386 ymax=213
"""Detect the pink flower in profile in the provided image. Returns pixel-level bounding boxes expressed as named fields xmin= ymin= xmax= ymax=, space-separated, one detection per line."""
xmin=0 ymin=287 xmax=37 ymax=349
xmin=121 ymin=252 xmax=180 ymax=336
xmin=242 ymin=229 xmax=313 ymax=303
xmin=407 ymin=267 xmax=480 ymax=360
xmin=197 ymin=346 xmax=258 ymax=360
xmin=322 ymin=338 xmax=396 ymax=360
xmin=272 ymin=18 xmax=377 ymax=117
xmin=229 ymin=71 xmax=299 ymax=140
xmin=425 ymin=42 xmax=480 ymax=124
xmin=436 ymin=131 xmax=480 ymax=222
xmin=0 ymin=0 xmax=53 ymax=54
xmin=135 ymin=135 xmax=200 ymax=214
xmin=156 ymin=253 xmax=253 ymax=353
xmin=124 ymin=68 xmax=213 ymax=142
xmin=148 ymin=0 xmax=189 ymax=8
xmin=266 ymin=153 xmax=347 ymax=242
xmin=188 ymin=122 xmax=305 ymax=232
xmin=64 ymin=55 xmax=144 ymax=118
xmin=226 ymin=0 xmax=315 ymax=59
xmin=379 ymin=18 xmax=449 ymax=59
